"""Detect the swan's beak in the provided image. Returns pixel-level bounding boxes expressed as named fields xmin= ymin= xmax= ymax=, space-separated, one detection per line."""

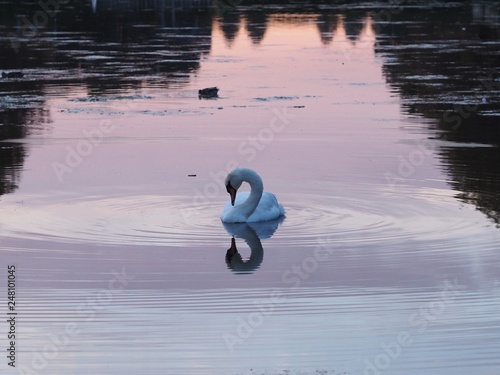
xmin=226 ymin=182 xmax=237 ymax=206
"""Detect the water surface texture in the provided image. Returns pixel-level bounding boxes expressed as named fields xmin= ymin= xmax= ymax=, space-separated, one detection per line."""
xmin=1 ymin=1 xmax=500 ymax=374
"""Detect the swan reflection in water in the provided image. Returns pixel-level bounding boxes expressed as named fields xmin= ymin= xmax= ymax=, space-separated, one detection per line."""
xmin=222 ymin=216 xmax=285 ymax=274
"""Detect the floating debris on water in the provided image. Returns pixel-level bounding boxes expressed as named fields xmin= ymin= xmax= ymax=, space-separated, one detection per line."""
xmin=68 ymin=94 xmax=153 ymax=102
xmin=198 ymin=87 xmax=219 ymax=99
xmin=253 ymin=96 xmax=299 ymax=101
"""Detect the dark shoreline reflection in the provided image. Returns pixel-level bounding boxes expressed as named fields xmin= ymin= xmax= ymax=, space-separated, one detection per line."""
xmin=0 ymin=104 xmax=48 ymax=196
xmin=0 ymin=0 xmax=215 ymax=197
xmin=0 ymin=0 xmax=214 ymax=94
xmin=374 ymin=2 xmax=500 ymax=225
xmin=0 ymin=141 xmax=24 ymax=196
xmin=223 ymin=216 xmax=284 ymax=274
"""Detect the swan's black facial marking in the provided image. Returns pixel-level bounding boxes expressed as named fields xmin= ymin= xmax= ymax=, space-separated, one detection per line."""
xmin=226 ymin=181 xmax=237 ymax=206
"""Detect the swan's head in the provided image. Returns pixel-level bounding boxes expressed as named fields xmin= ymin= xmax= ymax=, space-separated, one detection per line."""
xmin=225 ymin=168 xmax=263 ymax=206
xmin=225 ymin=169 xmax=244 ymax=206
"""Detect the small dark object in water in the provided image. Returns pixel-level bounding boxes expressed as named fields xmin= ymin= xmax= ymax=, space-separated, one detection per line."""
xmin=188 ymin=174 xmax=197 ymax=177
xmin=198 ymin=87 xmax=219 ymax=98
xmin=2 ymin=72 xmax=24 ymax=79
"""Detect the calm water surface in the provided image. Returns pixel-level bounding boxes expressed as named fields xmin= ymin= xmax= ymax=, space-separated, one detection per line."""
xmin=1 ymin=1 xmax=500 ymax=374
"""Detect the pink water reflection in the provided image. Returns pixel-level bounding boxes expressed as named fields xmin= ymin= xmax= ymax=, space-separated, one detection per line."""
xmin=1 ymin=6 xmax=500 ymax=375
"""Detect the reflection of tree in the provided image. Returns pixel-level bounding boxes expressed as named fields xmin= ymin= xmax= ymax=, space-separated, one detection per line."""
xmin=0 ymin=105 xmax=49 ymax=196
xmin=0 ymin=1 xmax=215 ymax=196
xmin=0 ymin=141 xmax=24 ymax=196
xmin=441 ymin=147 xmax=500 ymax=225
xmin=0 ymin=111 xmax=28 ymax=196
xmin=343 ymin=11 xmax=365 ymax=43
xmin=316 ymin=12 xmax=365 ymax=46
xmin=65 ymin=2 xmax=213 ymax=94
xmin=217 ymin=7 xmax=346 ymax=46
xmin=219 ymin=11 xmax=241 ymax=46
xmin=317 ymin=12 xmax=339 ymax=45
xmin=244 ymin=10 xmax=268 ymax=44
xmin=1 ymin=1 xmax=213 ymax=97
xmin=375 ymin=4 xmax=500 ymax=225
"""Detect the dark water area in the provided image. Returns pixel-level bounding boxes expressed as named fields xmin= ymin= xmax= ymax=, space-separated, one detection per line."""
xmin=374 ymin=3 xmax=500 ymax=224
xmin=0 ymin=1 xmax=500 ymax=375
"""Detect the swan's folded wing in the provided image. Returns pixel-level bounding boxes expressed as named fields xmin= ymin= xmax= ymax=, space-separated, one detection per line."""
xmin=222 ymin=191 xmax=284 ymax=223
xmin=249 ymin=192 xmax=285 ymax=221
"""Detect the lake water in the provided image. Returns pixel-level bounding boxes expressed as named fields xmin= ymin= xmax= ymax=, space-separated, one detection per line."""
xmin=1 ymin=1 xmax=500 ymax=374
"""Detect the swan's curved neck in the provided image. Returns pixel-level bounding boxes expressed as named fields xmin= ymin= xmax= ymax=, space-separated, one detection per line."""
xmin=238 ymin=169 xmax=263 ymax=218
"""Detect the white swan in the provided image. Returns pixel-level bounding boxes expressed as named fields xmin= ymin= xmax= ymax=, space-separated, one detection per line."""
xmin=221 ymin=168 xmax=285 ymax=223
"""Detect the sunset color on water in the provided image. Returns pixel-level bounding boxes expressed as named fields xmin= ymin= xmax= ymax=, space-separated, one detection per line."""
xmin=1 ymin=1 xmax=499 ymax=374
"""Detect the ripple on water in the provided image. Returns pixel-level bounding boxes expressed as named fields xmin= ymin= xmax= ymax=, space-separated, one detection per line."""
xmin=279 ymin=188 xmax=487 ymax=248
xmin=0 ymin=187 xmax=487 ymax=249
xmin=0 ymin=195 xmax=222 ymax=247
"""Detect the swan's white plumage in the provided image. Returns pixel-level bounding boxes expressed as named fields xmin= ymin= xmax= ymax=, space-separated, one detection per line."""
xmin=221 ymin=168 xmax=285 ymax=223
xmin=222 ymin=191 xmax=284 ymax=222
